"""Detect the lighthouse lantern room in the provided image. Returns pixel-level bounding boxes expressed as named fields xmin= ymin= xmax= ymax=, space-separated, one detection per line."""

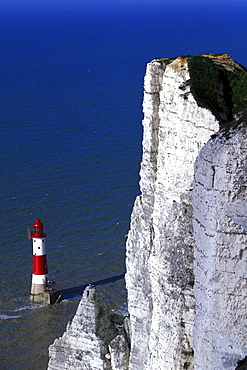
xmin=30 ymin=219 xmax=62 ymax=304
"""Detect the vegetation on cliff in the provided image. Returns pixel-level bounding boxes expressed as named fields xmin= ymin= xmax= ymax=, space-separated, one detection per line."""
xmin=187 ymin=54 xmax=247 ymax=124
xmin=154 ymin=54 xmax=246 ymax=125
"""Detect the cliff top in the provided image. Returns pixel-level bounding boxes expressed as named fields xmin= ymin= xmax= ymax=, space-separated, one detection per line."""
xmin=201 ymin=53 xmax=245 ymax=73
xmin=153 ymin=53 xmax=247 ymax=125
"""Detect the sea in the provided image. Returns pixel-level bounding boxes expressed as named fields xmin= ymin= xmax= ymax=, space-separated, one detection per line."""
xmin=0 ymin=0 xmax=246 ymax=368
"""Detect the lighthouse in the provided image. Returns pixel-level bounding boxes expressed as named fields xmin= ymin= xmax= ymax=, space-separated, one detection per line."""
xmin=30 ymin=219 xmax=49 ymax=296
xmin=30 ymin=219 xmax=62 ymax=304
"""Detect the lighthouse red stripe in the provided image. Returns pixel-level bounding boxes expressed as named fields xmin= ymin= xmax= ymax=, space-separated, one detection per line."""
xmin=32 ymin=255 xmax=48 ymax=275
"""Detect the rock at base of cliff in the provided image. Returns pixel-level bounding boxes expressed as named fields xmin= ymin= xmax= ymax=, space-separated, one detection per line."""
xmin=109 ymin=333 xmax=130 ymax=370
xmin=47 ymin=286 xmax=118 ymax=370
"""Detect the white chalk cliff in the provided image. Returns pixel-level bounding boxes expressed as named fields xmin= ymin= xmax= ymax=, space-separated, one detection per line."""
xmin=126 ymin=55 xmax=246 ymax=370
xmin=48 ymin=55 xmax=247 ymax=369
xmin=125 ymin=57 xmax=219 ymax=370
xmin=193 ymin=123 xmax=247 ymax=369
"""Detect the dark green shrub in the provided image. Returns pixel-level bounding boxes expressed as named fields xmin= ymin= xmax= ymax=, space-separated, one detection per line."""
xmin=188 ymin=55 xmax=247 ymax=124
xmin=231 ymin=72 xmax=247 ymax=115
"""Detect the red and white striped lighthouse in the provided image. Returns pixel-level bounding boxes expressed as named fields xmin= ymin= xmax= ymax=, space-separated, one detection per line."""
xmin=30 ymin=219 xmax=49 ymax=296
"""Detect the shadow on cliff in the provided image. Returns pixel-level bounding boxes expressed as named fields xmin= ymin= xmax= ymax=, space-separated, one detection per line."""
xmin=59 ymin=273 xmax=125 ymax=300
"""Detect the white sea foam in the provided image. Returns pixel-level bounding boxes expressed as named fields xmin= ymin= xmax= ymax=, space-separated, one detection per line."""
xmin=12 ymin=298 xmax=45 ymax=312
xmin=13 ymin=305 xmax=31 ymax=312
xmin=0 ymin=314 xmax=21 ymax=320
xmin=13 ymin=305 xmax=37 ymax=312
xmin=0 ymin=303 xmax=45 ymax=320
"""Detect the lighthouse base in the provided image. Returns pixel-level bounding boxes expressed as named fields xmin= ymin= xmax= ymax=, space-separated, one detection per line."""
xmin=30 ymin=289 xmax=63 ymax=305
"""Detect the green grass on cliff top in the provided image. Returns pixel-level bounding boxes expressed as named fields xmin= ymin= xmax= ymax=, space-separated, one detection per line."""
xmin=187 ymin=55 xmax=247 ymax=124
xmin=157 ymin=54 xmax=247 ymax=125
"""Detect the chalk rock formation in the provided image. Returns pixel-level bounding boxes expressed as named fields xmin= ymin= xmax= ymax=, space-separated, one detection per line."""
xmin=48 ymin=286 xmax=118 ymax=370
xmin=125 ymin=57 xmax=219 ymax=370
xmin=193 ymin=122 xmax=247 ymax=369
xmin=109 ymin=332 xmax=130 ymax=370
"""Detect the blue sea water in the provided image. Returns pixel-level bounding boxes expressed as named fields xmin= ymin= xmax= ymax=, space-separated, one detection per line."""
xmin=0 ymin=0 xmax=247 ymax=368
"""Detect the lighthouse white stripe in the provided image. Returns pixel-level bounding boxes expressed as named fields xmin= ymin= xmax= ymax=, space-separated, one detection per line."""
xmin=32 ymin=238 xmax=46 ymax=256
xmin=31 ymin=274 xmax=49 ymax=284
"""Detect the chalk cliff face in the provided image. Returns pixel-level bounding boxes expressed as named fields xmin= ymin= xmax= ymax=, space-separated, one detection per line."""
xmin=193 ymin=122 xmax=247 ymax=369
xmin=125 ymin=57 xmax=219 ymax=370
xmin=125 ymin=55 xmax=246 ymax=369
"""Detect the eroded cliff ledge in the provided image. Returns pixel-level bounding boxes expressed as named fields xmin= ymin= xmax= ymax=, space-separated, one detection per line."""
xmin=48 ymin=54 xmax=247 ymax=369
